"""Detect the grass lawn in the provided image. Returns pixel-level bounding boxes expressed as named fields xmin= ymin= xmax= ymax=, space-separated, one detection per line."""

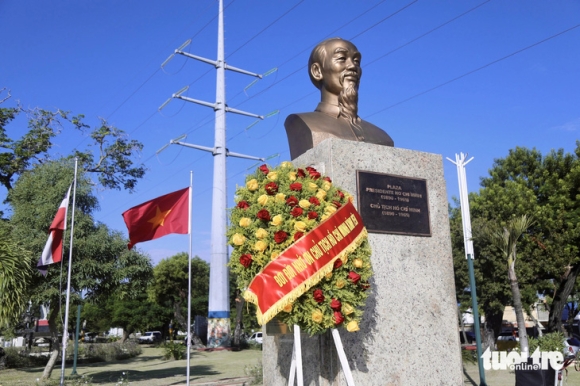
xmin=0 ymin=346 xmax=263 ymax=386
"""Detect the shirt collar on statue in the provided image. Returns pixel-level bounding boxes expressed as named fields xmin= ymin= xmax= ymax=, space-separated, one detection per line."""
xmin=315 ymin=102 xmax=341 ymax=119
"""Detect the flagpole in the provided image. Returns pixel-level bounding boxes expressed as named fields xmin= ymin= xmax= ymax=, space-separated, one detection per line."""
xmin=186 ymin=171 xmax=193 ymax=386
xmin=60 ymin=158 xmax=78 ymax=385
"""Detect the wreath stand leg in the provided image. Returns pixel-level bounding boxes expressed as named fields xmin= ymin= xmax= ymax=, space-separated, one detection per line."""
xmin=331 ymin=328 xmax=356 ymax=386
xmin=288 ymin=324 xmax=304 ymax=386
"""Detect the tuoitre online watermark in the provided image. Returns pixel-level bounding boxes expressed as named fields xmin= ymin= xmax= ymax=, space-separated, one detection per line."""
xmin=481 ymin=348 xmax=564 ymax=371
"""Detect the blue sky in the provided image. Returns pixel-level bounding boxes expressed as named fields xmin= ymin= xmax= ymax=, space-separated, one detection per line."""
xmin=1 ymin=0 xmax=578 ymax=264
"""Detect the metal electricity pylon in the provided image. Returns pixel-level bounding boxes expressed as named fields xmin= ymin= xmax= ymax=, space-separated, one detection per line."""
xmin=159 ymin=0 xmax=266 ymax=357
xmin=447 ymin=153 xmax=487 ymax=386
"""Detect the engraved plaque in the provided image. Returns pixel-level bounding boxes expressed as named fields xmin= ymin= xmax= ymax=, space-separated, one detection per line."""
xmin=356 ymin=171 xmax=431 ymax=236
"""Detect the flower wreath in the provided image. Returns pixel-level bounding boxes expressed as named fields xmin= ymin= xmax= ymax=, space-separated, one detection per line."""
xmin=227 ymin=162 xmax=373 ymax=335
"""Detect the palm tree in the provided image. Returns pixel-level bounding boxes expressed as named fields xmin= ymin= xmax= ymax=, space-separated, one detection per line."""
xmin=0 ymin=232 xmax=32 ymax=327
xmin=481 ymin=215 xmax=535 ymax=353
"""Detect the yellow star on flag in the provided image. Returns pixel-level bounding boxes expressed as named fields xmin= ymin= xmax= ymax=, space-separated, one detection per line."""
xmin=147 ymin=206 xmax=172 ymax=229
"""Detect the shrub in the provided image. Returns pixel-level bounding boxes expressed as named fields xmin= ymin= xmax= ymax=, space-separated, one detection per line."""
xmin=162 ymin=341 xmax=186 ymax=360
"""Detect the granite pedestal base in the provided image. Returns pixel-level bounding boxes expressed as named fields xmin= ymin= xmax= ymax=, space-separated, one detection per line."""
xmin=262 ymin=138 xmax=463 ymax=386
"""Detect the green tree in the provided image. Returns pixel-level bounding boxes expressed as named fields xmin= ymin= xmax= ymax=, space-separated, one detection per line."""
xmin=0 ymin=227 xmax=32 ymax=327
xmin=7 ymin=160 xmax=152 ymax=379
xmin=109 ymin=293 xmax=170 ymax=342
xmin=479 ymin=215 xmax=535 ymax=352
xmin=149 ymin=253 xmax=209 ymax=342
xmin=0 ymin=103 xmax=145 ymax=193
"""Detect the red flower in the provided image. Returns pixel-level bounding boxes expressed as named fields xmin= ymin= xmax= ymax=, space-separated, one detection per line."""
xmin=333 ymin=259 xmax=343 ymax=269
xmin=239 ymin=254 xmax=253 ymax=268
xmin=274 ymin=231 xmax=288 ymax=244
xmin=348 ymin=271 xmax=361 ymax=285
xmin=306 ymin=167 xmax=321 ymax=180
xmin=265 ymin=182 xmax=278 ymax=195
xmin=289 ymin=182 xmax=302 ymax=191
xmin=294 ymin=232 xmax=304 ymax=241
xmin=237 ymin=201 xmax=250 ymax=209
xmin=286 ymin=196 xmax=299 ymax=207
xmin=361 ymin=282 xmax=371 ymax=291
xmin=313 ymin=289 xmax=324 ymax=303
xmin=297 ymin=168 xmax=306 ymax=178
xmin=309 ymin=196 xmax=320 ymax=206
xmin=257 ymin=209 xmax=271 ymax=222
xmin=307 ymin=211 xmax=318 ymax=219
xmin=290 ymin=207 xmax=303 ymax=217
xmin=333 ymin=311 xmax=345 ymax=325
xmin=336 ymin=190 xmax=345 ymax=199
xmin=323 ymin=177 xmax=332 ymax=183
xmin=259 ymin=164 xmax=269 ymax=175
xmin=330 ymin=298 xmax=342 ymax=311
xmin=333 ymin=200 xmax=342 ymax=208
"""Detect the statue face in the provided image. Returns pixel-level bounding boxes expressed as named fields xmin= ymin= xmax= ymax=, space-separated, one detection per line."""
xmin=316 ymin=40 xmax=362 ymax=96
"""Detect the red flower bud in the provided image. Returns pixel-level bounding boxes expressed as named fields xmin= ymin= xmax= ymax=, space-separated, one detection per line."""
xmin=313 ymin=289 xmax=324 ymax=303
xmin=309 ymin=196 xmax=320 ymax=205
xmin=274 ymin=231 xmax=288 ymax=244
xmin=333 ymin=201 xmax=342 ymax=208
xmin=323 ymin=177 xmax=332 ymax=183
xmin=289 ymin=182 xmax=302 ymax=191
xmin=239 ymin=254 xmax=253 ymax=268
xmin=237 ymin=201 xmax=250 ymax=209
xmin=257 ymin=209 xmax=271 ymax=222
xmin=297 ymin=168 xmax=306 ymax=178
xmin=333 ymin=259 xmax=343 ymax=269
xmin=294 ymin=232 xmax=304 ymax=241
xmin=330 ymin=298 xmax=342 ymax=311
xmin=286 ymin=196 xmax=299 ymax=207
xmin=348 ymin=271 xmax=361 ymax=285
xmin=333 ymin=311 xmax=345 ymax=325
xmin=337 ymin=190 xmax=345 ymax=199
xmin=307 ymin=211 xmax=318 ymax=219
xmin=265 ymin=182 xmax=278 ymax=195
xmin=290 ymin=207 xmax=303 ymax=218
xmin=259 ymin=164 xmax=269 ymax=174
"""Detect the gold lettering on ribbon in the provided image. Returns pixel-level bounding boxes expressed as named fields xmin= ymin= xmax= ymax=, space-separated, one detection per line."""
xmin=275 ymin=272 xmax=288 ymax=287
xmin=310 ymin=244 xmax=323 ymax=259
xmin=283 ymin=265 xmax=297 ymax=281
xmin=292 ymin=258 xmax=308 ymax=273
xmin=333 ymin=228 xmax=343 ymax=242
xmin=302 ymin=251 xmax=315 ymax=265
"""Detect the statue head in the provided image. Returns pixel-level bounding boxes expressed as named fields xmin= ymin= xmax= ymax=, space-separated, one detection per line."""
xmin=308 ymin=38 xmax=362 ymax=121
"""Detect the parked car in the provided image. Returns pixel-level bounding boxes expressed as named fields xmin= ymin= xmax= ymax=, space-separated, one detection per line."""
xmin=248 ymin=332 xmax=263 ymax=344
xmin=564 ymin=337 xmax=580 ymax=358
xmin=138 ymin=331 xmax=162 ymax=344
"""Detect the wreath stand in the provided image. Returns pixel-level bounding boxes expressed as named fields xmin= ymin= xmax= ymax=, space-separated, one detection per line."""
xmin=288 ymin=325 xmax=356 ymax=386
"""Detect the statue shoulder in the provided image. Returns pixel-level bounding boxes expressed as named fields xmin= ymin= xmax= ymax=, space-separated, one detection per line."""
xmin=359 ymin=119 xmax=395 ymax=147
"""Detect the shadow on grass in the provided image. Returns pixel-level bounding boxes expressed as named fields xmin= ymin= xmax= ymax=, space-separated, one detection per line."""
xmin=463 ymin=366 xmax=477 ymax=386
xmin=86 ymin=364 xmax=219 ymax=384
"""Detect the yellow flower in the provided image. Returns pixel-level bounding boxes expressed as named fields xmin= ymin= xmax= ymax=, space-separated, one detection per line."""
xmin=255 ymin=228 xmax=268 ymax=239
xmin=231 ymin=233 xmax=246 ymax=246
xmin=336 ymin=279 xmax=346 ymax=289
xmin=275 ymin=193 xmax=286 ymax=203
xmin=353 ymin=258 xmax=363 ymax=268
xmin=254 ymin=240 xmax=268 ymax=252
xmin=270 ymin=251 xmax=280 ymax=261
xmin=294 ymin=221 xmax=307 ymax=232
xmin=287 ymin=172 xmax=297 ymax=181
xmin=340 ymin=253 xmax=348 ymax=264
xmin=325 ymin=271 xmax=333 ymax=280
xmin=257 ymin=194 xmax=269 ymax=206
xmin=316 ymin=189 xmax=327 ymax=200
xmin=271 ymin=215 xmax=283 ymax=226
xmin=267 ymin=171 xmax=278 ymax=181
xmin=307 ymin=182 xmax=318 ymax=192
xmin=312 ymin=309 xmax=323 ymax=323
xmin=346 ymin=320 xmax=360 ymax=332
xmin=239 ymin=218 xmax=252 ymax=227
xmin=283 ymin=303 xmax=293 ymax=312
xmin=299 ymin=199 xmax=311 ymax=209
xmin=343 ymin=303 xmax=354 ymax=316
xmin=321 ymin=214 xmax=329 ymax=221
xmin=322 ymin=181 xmax=332 ymax=191
xmin=324 ymin=205 xmax=337 ymax=216
xmin=246 ymin=179 xmax=259 ymax=191
xmin=281 ymin=161 xmax=293 ymax=168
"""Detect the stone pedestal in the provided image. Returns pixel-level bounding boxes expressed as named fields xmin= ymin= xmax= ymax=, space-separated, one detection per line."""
xmin=263 ymin=138 xmax=462 ymax=385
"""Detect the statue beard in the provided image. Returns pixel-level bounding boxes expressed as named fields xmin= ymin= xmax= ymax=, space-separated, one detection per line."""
xmin=338 ymin=82 xmax=360 ymax=126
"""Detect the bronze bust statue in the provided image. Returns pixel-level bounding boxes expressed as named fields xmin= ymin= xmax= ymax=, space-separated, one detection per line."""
xmin=285 ymin=38 xmax=394 ymax=160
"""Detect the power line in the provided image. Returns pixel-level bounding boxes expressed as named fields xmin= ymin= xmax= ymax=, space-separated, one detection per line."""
xmin=366 ymin=23 xmax=580 ymax=118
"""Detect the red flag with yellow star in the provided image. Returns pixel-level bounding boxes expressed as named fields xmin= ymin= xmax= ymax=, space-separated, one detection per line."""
xmin=122 ymin=187 xmax=189 ymax=249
